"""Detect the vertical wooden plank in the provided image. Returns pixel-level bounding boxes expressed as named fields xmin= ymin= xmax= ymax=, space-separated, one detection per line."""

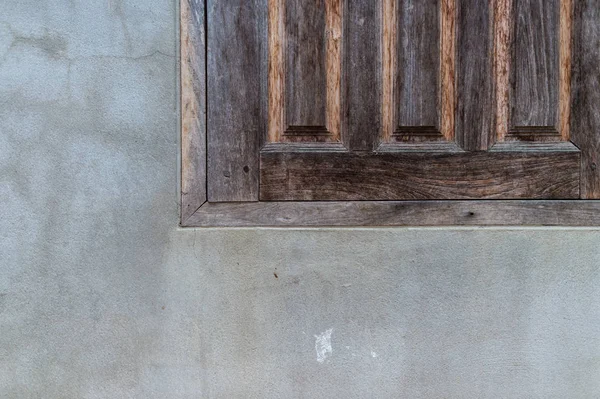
xmin=345 ymin=0 xmax=381 ymax=150
xmin=441 ymin=0 xmax=456 ymax=140
xmin=495 ymin=0 xmax=510 ymax=141
xmin=397 ymin=0 xmax=440 ymax=131
xmin=181 ymin=0 xmax=206 ymax=222
xmin=382 ymin=0 xmax=397 ymax=141
xmin=511 ymin=0 xmax=559 ymax=130
xmin=559 ymin=0 xmax=573 ymax=140
xmin=571 ymin=0 xmax=600 ymax=198
xmin=326 ymin=0 xmax=343 ymax=140
xmin=456 ymin=0 xmax=495 ymax=151
xmin=285 ymin=0 xmax=327 ymax=129
xmin=207 ymin=0 xmax=264 ymax=201
xmin=268 ymin=0 xmax=285 ymax=143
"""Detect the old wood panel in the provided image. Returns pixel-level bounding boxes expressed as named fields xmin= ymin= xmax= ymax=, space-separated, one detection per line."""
xmin=260 ymin=149 xmax=580 ymax=200
xmin=181 ymin=0 xmax=206 ymax=222
xmin=183 ymin=0 xmax=600 ymax=227
xmin=456 ymin=0 xmax=494 ymax=151
xmin=285 ymin=0 xmax=327 ymax=130
xmin=383 ymin=0 xmax=454 ymax=142
xmin=325 ymin=0 xmax=343 ymax=140
xmin=382 ymin=0 xmax=397 ymax=141
xmin=268 ymin=0 xmax=285 ymax=143
xmin=559 ymin=0 xmax=573 ymax=140
xmin=207 ymin=0 xmax=264 ymax=201
xmin=571 ymin=0 xmax=600 ymax=198
xmin=511 ymin=0 xmax=559 ymax=131
xmin=495 ymin=0 xmax=511 ymax=141
xmin=268 ymin=0 xmax=342 ymax=141
xmin=345 ymin=0 xmax=381 ymax=150
xmin=441 ymin=0 xmax=456 ymax=141
xmin=185 ymin=201 xmax=600 ymax=227
xmin=397 ymin=0 xmax=440 ymax=133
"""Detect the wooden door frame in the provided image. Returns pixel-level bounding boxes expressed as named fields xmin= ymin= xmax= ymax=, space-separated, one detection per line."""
xmin=181 ymin=0 xmax=600 ymax=227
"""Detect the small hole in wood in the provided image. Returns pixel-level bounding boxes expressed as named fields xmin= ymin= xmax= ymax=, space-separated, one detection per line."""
xmin=243 ymin=166 xmax=250 ymax=173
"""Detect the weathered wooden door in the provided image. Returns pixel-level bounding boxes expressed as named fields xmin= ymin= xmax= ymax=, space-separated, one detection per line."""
xmin=181 ymin=0 xmax=600 ymax=226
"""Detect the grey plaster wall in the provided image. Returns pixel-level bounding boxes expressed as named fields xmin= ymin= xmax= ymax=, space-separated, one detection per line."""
xmin=1 ymin=1 xmax=600 ymax=398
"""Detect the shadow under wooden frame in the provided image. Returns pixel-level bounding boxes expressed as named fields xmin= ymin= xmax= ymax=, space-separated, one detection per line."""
xmin=181 ymin=0 xmax=600 ymax=227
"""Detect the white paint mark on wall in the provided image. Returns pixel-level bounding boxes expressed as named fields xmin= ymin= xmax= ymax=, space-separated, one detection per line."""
xmin=314 ymin=329 xmax=333 ymax=363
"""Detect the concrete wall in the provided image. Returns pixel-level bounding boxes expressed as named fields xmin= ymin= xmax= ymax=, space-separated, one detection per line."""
xmin=1 ymin=1 xmax=600 ymax=398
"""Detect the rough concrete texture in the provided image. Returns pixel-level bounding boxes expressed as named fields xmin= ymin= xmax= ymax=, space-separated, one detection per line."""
xmin=1 ymin=1 xmax=600 ymax=398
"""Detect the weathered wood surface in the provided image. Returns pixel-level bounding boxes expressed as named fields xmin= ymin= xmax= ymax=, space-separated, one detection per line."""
xmin=184 ymin=201 xmax=600 ymax=227
xmin=559 ymin=0 xmax=573 ymax=140
xmin=571 ymin=0 xmax=600 ymax=198
xmin=181 ymin=0 xmax=206 ymax=223
xmin=325 ymin=0 xmax=343 ymax=140
xmin=441 ymin=0 xmax=456 ymax=140
xmin=269 ymin=0 xmax=341 ymax=141
xmin=382 ymin=0 xmax=397 ymax=141
xmin=260 ymin=150 xmax=580 ymax=200
xmin=495 ymin=0 xmax=511 ymax=140
xmin=456 ymin=0 xmax=494 ymax=151
xmin=268 ymin=0 xmax=285 ymax=142
xmin=182 ymin=0 xmax=600 ymax=226
xmin=511 ymin=0 xmax=559 ymax=131
xmin=285 ymin=0 xmax=327 ymax=129
xmin=207 ymin=0 xmax=264 ymax=201
xmin=345 ymin=0 xmax=381 ymax=150
xmin=397 ymin=0 xmax=440 ymax=132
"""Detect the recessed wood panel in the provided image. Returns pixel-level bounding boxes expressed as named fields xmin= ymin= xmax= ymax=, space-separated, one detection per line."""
xmin=383 ymin=0 xmax=455 ymax=142
xmin=456 ymin=0 xmax=495 ymax=151
xmin=268 ymin=0 xmax=342 ymax=142
xmin=286 ymin=1 xmax=327 ymax=129
xmin=512 ymin=0 xmax=560 ymax=132
xmin=345 ymin=1 xmax=381 ymax=150
xmin=496 ymin=0 xmax=572 ymax=141
xmin=397 ymin=0 xmax=440 ymax=133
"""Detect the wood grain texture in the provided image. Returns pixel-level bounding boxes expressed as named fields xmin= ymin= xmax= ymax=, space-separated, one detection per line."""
xmin=344 ymin=0 xmax=381 ymax=150
xmin=441 ymin=0 xmax=456 ymax=140
xmin=268 ymin=0 xmax=285 ymax=142
xmin=285 ymin=0 xmax=327 ymax=129
xmin=385 ymin=0 xmax=454 ymax=142
xmin=260 ymin=150 xmax=580 ymax=200
xmin=184 ymin=200 xmax=600 ymax=227
xmin=396 ymin=0 xmax=440 ymax=133
xmin=571 ymin=0 xmax=600 ymax=198
xmin=495 ymin=0 xmax=510 ymax=141
xmin=326 ymin=0 xmax=343 ymax=140
xmin=382 ymin=0 xmax=397 ymax=141
xmin=207 ymin=0 xmax=264 ymax=201
xmin=269 ymin=0 xmax=342 ymax=141
xmin=456 ymin=0 xmax=495 ymax=151
xmin=559 ymin=0 xmax=573 ymax=140
xmin=181 ymin=0 xmax=206 ymax=223
xmin=511 ymin=0 xmax=560 ymax=131
xmin=181 ymin=0 xmax=600 ymax=227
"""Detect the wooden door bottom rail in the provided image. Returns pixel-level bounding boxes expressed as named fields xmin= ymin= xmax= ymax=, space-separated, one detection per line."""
xmin=182 ymin=200 xmax=600 ymax=227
